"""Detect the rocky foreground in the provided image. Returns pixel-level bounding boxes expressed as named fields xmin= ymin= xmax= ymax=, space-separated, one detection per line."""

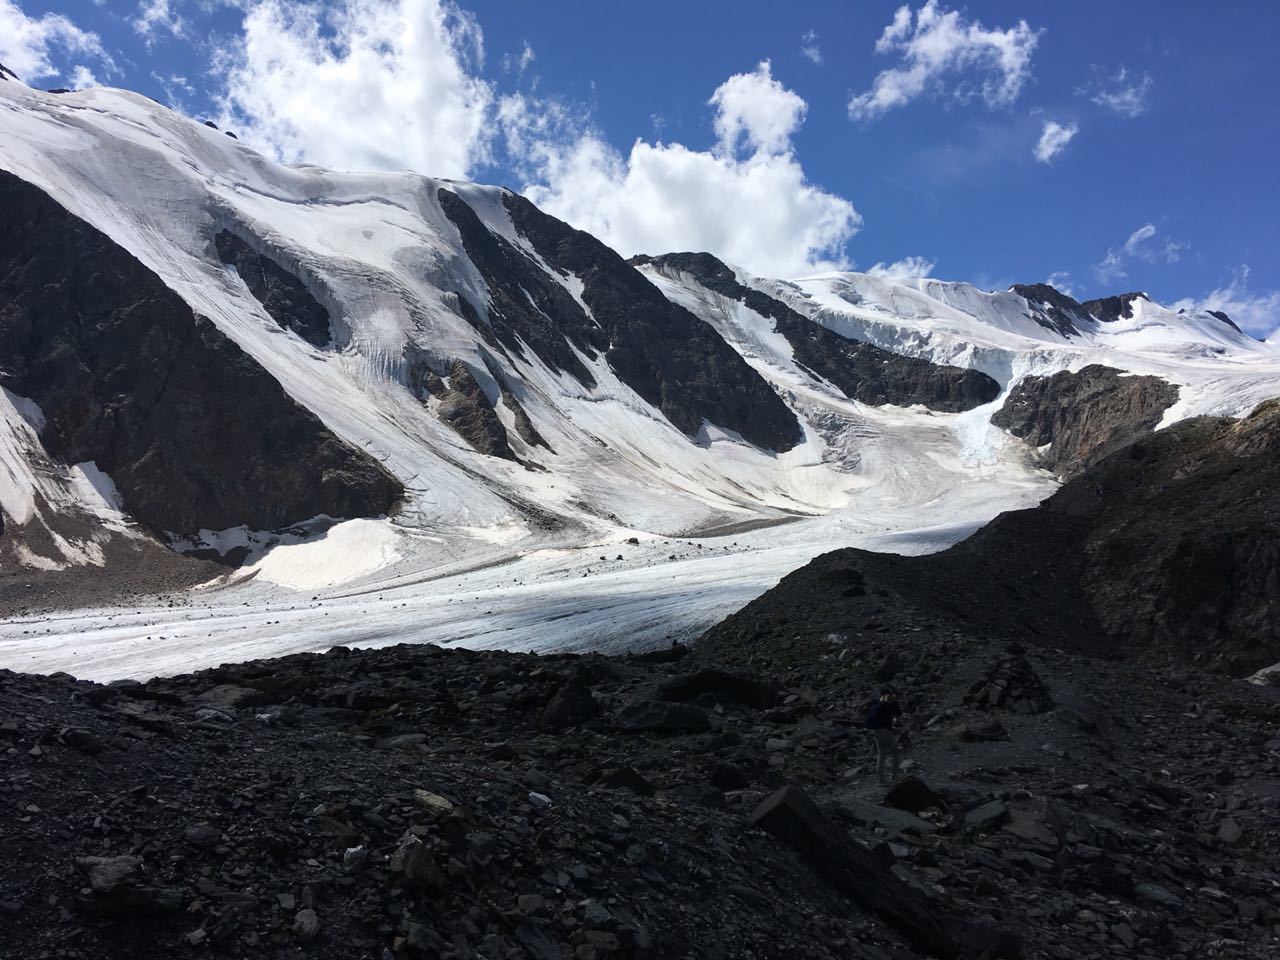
xmin=2 ymin=618 xmax=1278 ymax=960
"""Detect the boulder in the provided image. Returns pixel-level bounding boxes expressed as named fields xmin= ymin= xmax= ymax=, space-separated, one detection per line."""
xmin=654 ymin=669 xmax=779 ymax=709
xmin=616 ymin=699 xmax=711 ymax=735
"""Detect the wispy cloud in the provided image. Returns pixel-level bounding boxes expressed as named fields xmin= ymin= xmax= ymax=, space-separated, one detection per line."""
xmin=1095 ymin=222 xmax=1186 ymax=284
xmin=1034 ymin=120 xmax=1078 ymax=163
xmin=1171 ymin=266 xmax=1280 ymax=340
xmin=1047 ymin=271 xmax=1075 ymax=297
xmin=501 ymin=40 xmax=534 ymax=76
xmin=800 ymin=29 xmax=822 ymax=65
xmin=132 ymin=0 xmax=186 ymax=44
xmin=1078 ymin=65 xmax=1153 ymax=118
xmin=849 ymin=1 xmax=1040 ymax=120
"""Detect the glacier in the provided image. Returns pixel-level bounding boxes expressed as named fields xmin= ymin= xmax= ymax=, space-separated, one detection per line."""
xmin=0 ymin=78 xmax=1276 ymax=681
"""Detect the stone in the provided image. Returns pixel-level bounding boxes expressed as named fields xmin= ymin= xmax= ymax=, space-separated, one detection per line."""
xmin=655 ymin=669 xmax=779 ymax=709
xmin=413 ymin=789 xmax=454 ymax=814
xmin=390 ymin=836 xmax=443 ymax=889
xmin=194 ymin=685 xmax=274 ymax=710
xmin=615 ymin=699 xmax=711 ymax=735
xmin=1217 ymin=818 xmax=1243 ymax=844
xmin=58 ymin=726 xmax=101 ymax=755
xmin=834 ymin=795 xmax=938 ymax=836
xmin=543 ymin=674 xmax=598 ymax=730
xmin=599 ymin=766 xmax=655 ymax=796
xmin=183 ymin=822 xmax=222 ymax=849
xmin=750 ymin=786 xmax=1019 ymax=959
xmin=965 ymin=800 xmax=1009 ymax=830
xmin=883 ymin=776 xmax=946 ymax=814
xmin=76 ymin=856 xmax=141 ymax=894
xmin=292 ymin=908 xmax=320 ymax=941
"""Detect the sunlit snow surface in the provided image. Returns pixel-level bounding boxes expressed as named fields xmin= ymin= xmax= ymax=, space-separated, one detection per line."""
xmin=1 ymin=82 xmax=1277 ymax=681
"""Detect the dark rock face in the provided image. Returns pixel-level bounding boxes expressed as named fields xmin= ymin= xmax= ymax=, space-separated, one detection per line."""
xmin=1009 ymin=283 xmax=1092 ymax=337
xmin=1079 ymin=292 xmax=1148 ymax=324
xmin=992 ymin=364 xmax=1179 ymax=476
xmin=642 ymin=252 xmax=1001 ymax=412
xmin=500 ymin=196 xmax=804 ymax=451
xmin=0 ymin=171 xmax=402 ymax=535
xmin=0 ymin=61 xmax=18 ymax=82
xmin=701 ymin=399 xmax=1280 ymax=674
xmin=434 ymin=360 xmax=516 ymax=461
xmin=214 ymin=230 xmax=332 ymax=348
xmin=1206 ymin=309 xmax=1244 ymax=332
xmin=437 ymin=189 xmax=602 ymax=387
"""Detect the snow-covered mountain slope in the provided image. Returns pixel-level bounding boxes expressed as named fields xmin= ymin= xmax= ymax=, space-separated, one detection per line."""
xmin=765 ymin=272 xmax=1280 ymax=424
xmin=0 ymin=75 xmax=1276 ymax=679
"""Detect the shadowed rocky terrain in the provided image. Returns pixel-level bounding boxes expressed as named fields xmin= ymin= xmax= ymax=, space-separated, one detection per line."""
xmin=3 ymin=405 xmax=1280 ymax=959
xmin=705 ymin=400 xmax=1280 ymax=675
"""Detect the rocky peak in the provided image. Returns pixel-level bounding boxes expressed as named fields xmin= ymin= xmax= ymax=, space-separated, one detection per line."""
xmin=1079 ymin=291 xmax=1150 ymax=323
xmin=639 ymin=251 xmax=1002 ymax=413
xmin=1008 ymin=283 xmax=1091 ymax=337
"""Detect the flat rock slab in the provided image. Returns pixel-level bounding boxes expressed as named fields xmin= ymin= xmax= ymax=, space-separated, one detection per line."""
xmin=834 ymin=795 xmax=939 ymax=836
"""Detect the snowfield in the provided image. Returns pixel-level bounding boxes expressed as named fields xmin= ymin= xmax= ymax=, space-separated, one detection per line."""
xmin=1 ymin=80 xmax=1277 ymax=681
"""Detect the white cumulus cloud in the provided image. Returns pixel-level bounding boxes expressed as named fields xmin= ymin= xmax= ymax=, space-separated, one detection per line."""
xmin=709 ymin=59 xmax=807 ymax=157
xmin=515 ymin=61 xmax=860 ymax=278
xmin=849 ymin=1 xmax=1040 ymax=120
xmin=1171 ymin=266 xmax=1280 ymax=340
xmin=214 ymin=0 xmax=494 ymax=179
xmin=1034 ymin=120 xmax=1078 ymax=163
xmin=0 ymin=0 xmax=115 ymax=83
xmin=867 ymin=256 xmax=936 ymax=279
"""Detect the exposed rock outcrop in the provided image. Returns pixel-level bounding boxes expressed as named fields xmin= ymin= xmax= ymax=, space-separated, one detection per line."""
xmin=1079 ymin=292 xmax=1148 ymax=324
xmin=992 ymin=364 xmax=1179 ymax=476
xmin=0 ymin=171 xmax=402 ymax=536
xmin=640 ymin=252 xmax=1001 ymax=412
xmin=701 ymin=399 xmax=1280 ymax=674
xmin=500 ymin=195 xmax=804 ymax=451
xmin=1009 ymin=283 xmax=1094 ymax=337
xmin=437 ymin=190 xmax=602 ymax=387
xmin=434 ymin=360 xmax=516 ymax=461
xmin=214 ymin=230 xmax=332 ymax=347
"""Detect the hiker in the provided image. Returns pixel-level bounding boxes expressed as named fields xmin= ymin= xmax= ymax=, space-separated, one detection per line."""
xmin=866 ymin=689 xmax=903 ymax=784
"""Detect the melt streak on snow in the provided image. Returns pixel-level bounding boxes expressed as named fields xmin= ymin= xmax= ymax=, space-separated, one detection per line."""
xmin=1 ymin=81 xmax=1276 ymax=680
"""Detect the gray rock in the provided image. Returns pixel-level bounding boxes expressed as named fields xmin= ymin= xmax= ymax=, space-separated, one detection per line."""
xmin=834 ymin=795 xmax=938 ymax=836
xmin=292 ymin=908 xmax=320 ymax=941
xmin=965 ymin=800 xmax=1009 ymax=830
xmin=616 ymin=699 xmax=710 ymax=735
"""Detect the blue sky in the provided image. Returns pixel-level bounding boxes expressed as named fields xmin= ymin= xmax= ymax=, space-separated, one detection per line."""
xmin=3 ymin=0 xmax=1278 ymax=334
